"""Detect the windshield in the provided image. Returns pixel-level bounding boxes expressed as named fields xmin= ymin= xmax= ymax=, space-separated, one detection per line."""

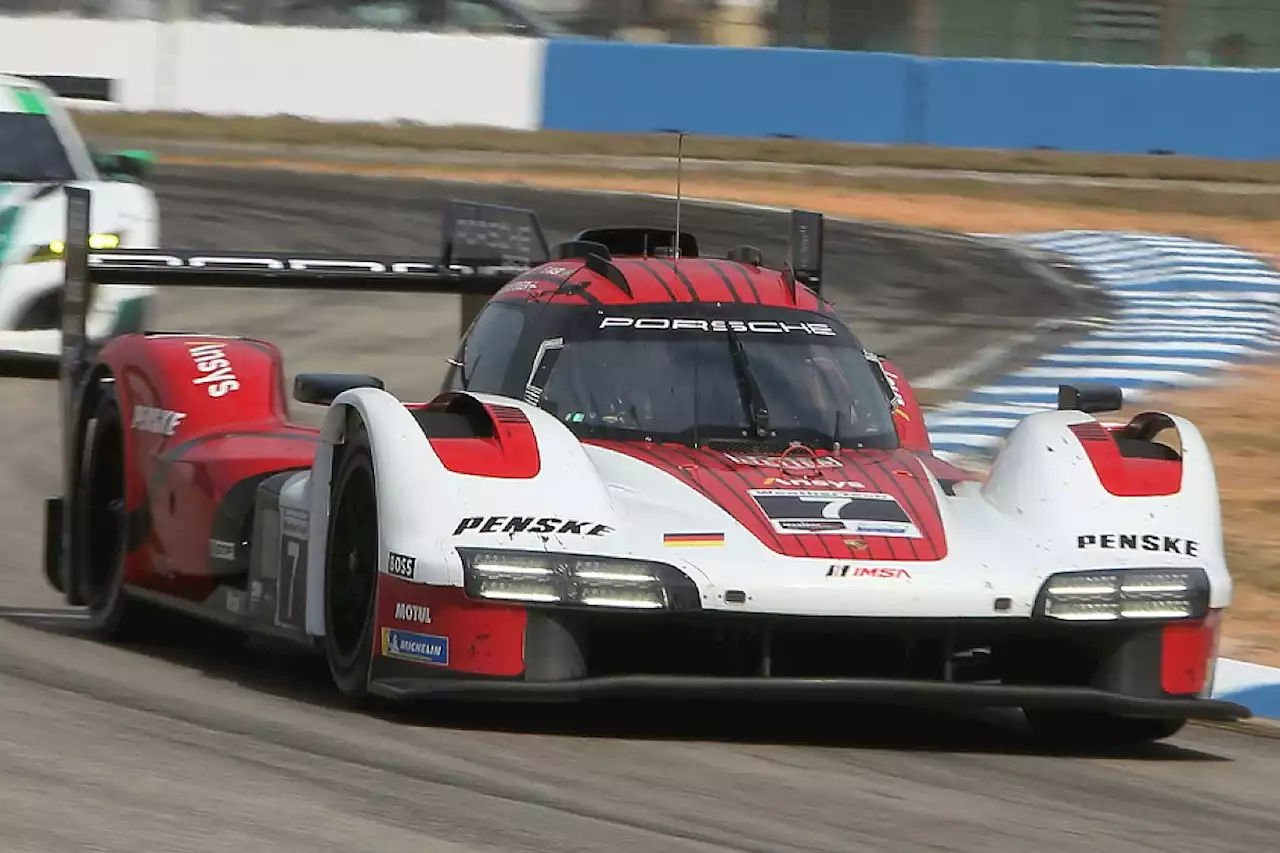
xmin=0 ymin=113 xmax=74 ymax=183
xmin=528 ymin=307 xmax=900 ymax=450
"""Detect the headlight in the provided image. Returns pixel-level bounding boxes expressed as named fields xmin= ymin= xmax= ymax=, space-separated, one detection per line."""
xmin=26 ymin=233 xmax=121 ymax=263
xmin=457 ymin=548 xmax=701 ymax=611
xmin=1037 ymin=568 xmax=1209 ymax=621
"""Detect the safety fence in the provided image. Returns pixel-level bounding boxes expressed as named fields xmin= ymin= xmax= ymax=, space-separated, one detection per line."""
xmin=3 ymin=16 xmax=1280 ymax=159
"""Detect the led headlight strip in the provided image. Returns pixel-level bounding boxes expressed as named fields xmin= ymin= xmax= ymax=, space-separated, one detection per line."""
xmin=1036 ymin=567 xmax=1210 ymax=621
xmin=456 ymin=548 xmax=701 ymax=612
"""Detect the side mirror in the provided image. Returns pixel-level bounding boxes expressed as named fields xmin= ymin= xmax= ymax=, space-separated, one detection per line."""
xmin=92 ymin=149 xmax=155 ymax=182
xmin=294 ymin=373 xmax=385 ymax=406
xmin=1057 ymin=383 xmax=1122 ymax=414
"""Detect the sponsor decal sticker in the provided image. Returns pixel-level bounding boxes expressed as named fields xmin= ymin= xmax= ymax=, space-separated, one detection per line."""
xmin=723 ymin=453 xmax=843 ymax=470
xmin=663 ymin=532 xmax=725 ymax=547
xmin=393 ymin=602 xmax=432 ymax=625
xmin=750 ymin=490 xmax=922 ymax=538
xmin=131 ymin=405 xmax=187 ymax=436
xmin=187 ymin=342 xmax=240 ymax=398
xmin=599 ymin=317 xmax=836 ymax=336
xmin=453 ymin=516 xmax=613 ymax=537
xmin=281 ymin=508 xmax=308 ymax=540
xmin=761 ymin=476 xmax=866 ymax=490
xmin=209 ymin=539 xmax=236 ymax=561
xmin=1077 ymin=533 xmax=1198 ymax=556
xmin=826 ymin=565 xmax=912 ymax=580
xmin=386 ymin=552 xmax=416 ymax=578
xmin=380 ymin=628 xmax=449 ymax=666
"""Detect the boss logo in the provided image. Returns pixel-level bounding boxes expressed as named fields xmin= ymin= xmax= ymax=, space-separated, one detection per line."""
xmin=387 ymin=552 xmax=416 ymax=578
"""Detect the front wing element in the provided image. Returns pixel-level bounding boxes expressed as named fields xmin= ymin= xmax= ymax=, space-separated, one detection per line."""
xmin=369 ymin=674 xmax=1250 ymax=720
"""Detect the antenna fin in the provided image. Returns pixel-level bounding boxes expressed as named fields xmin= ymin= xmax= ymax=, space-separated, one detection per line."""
xmin=674 ymin=131 xmax=685 ymax=269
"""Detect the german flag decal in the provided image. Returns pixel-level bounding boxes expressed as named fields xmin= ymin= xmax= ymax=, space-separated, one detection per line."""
xmin=663 ymin=532 xmax=725 ymax=547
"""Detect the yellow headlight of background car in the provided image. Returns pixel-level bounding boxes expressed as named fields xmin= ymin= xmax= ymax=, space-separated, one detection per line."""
xmin=25 ymin=233 xmax=122 ymax=264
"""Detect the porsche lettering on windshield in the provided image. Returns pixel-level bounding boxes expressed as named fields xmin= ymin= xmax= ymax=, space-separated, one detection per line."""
xmin=599 ymin=317 xmax=836 ymax=336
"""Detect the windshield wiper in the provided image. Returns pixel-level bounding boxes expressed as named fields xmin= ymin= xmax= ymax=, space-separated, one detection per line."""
xmin=724 ymin=327 xmax=771 ymax=439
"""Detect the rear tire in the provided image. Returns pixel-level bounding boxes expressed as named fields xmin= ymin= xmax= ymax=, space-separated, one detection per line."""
xmin=1024 ymin=709 xmax=1187 ymax=750
xmin=323 ymin=414 xmax=380 ymax=700
xmin=75 ymin=386 xmax=146 ymax=639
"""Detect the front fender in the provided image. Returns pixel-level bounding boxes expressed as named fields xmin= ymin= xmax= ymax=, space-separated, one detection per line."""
xmin=981 ymin=409 xmax=1230 ymax=609
xmin=306 ymin=389 xmax=620 ymax=635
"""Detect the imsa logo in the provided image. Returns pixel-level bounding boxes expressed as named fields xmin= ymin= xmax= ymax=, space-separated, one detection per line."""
xmin=826 ymin=565 xmax=911 ymax=580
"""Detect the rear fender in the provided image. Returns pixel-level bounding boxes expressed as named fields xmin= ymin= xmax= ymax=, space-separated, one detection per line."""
xmin=982 ymin=408 xmax=1229 ymax=608
xmin=93 ymin=333 xmax=292 ymax=583
xmin=307 ymin=389 xmax=617 ymax=638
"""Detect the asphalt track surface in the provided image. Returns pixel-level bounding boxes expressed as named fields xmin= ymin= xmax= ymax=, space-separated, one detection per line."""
xmin=0 ymin=167 xmax=1276 ymax=852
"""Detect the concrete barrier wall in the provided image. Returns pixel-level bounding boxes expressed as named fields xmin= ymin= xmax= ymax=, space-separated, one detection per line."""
xmin=0 ymin=17 xmax=546 ymax=128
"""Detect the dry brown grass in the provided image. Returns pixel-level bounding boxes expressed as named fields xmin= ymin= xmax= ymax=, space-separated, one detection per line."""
xmin=76 ymin=111 xmax=1280 ymax=184
xmin=1121 ymin=368 xmax=1280 ymax=667
xmin=165 ymin=161 xmax=1280 ymax=260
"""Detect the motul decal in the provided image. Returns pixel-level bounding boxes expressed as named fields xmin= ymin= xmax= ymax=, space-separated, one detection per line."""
xmin=452 ymin=516 xmax=613 ymax=537
xmin=826 ymin=565 xmax=912 ymax=580
xmin=393 ymin=601 xmax=432 ymax=624
xmin=750 ymin=489 xmax=922 ymax=538
xmin=1077 ymin=533 xmax=1199 ymax=556
xmin=187 ymin=342 xmax=240 ymax=398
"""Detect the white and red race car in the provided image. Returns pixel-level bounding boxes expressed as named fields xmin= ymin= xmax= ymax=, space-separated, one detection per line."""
xmin=0 ymin=190 xmax=1247 ymax=748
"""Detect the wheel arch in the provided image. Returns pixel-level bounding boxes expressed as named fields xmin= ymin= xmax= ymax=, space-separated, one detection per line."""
xmin=306 ymin=388 xmax=457 ymax=637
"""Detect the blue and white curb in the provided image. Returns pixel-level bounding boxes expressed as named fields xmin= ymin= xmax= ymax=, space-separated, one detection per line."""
xmin=926 ymin=230 xmax=1280 ymax=460
xmin=924 ymin=230 xmax=1280 ymax=721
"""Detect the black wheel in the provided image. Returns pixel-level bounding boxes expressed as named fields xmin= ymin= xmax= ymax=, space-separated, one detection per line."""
xmin=1024 ymin=709 xmax=1187 ymax=750
xmin=75 ymin=386 xmax=145 ymax=639
xmin=323 ymin=414 xmax=380 ymax=699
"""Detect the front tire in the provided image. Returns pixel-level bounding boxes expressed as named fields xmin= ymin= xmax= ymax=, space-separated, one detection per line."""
xmin=323 ymin=414 xmax=380 ymax=700
xmin=1024 ymin=709 xmax=1187 ymax=750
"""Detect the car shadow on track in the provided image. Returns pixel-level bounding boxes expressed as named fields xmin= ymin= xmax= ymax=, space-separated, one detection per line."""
xmin=1 ymin=605 xmax=1230 ymax=763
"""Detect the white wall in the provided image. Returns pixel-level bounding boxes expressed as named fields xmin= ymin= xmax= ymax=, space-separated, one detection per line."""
xmin=0 ymin=17 xmax=546 ymax=128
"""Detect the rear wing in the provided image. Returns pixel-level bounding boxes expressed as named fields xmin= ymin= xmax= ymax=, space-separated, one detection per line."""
xmin=0 ymin=186 xmax=548 ymax=376
xmin=0 ymin=186 xmax=548 ymax=598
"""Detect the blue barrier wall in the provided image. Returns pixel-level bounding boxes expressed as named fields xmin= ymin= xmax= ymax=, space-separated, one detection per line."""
xmin=541 ymin=41 xmax=1280 ymax=161
xmin=922 ymin=58 xmax=1280 ymax=159
xmin=541 ymin=41 xmax=917 ymax=145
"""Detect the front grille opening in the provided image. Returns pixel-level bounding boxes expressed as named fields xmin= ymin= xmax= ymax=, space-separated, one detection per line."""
xmin=577 ymin=615 xmax=1123 ymax=688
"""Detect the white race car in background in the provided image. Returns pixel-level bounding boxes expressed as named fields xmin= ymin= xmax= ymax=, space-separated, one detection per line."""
xmin=0 ymin=74 xmax=157 ymax=356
